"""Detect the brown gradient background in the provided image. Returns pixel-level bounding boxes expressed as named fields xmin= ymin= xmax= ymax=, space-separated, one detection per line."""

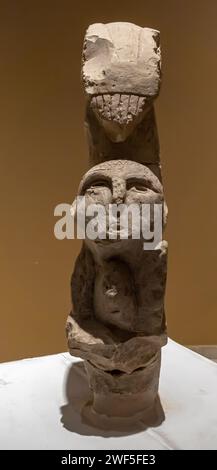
xmin=0 ymin=1 xmax=217 ymax=362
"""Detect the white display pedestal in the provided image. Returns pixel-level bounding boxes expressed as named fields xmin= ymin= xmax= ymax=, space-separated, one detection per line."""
xmin=0 ymin=339 xmax=217 ymax=450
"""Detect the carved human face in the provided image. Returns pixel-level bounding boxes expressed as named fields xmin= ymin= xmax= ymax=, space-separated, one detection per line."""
xmin=78 ymin=160 xmax=167 ymax=242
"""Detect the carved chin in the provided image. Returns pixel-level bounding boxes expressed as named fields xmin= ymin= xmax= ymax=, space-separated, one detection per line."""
xmin=90 ymin=93 xmax=149 ymax=142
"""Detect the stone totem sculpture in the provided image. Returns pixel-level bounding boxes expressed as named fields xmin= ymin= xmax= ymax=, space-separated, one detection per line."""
xmin=66 ymin=22 xmax=168 ymax=428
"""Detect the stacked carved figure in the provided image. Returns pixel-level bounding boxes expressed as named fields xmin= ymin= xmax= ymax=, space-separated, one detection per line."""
xmin=66 ymin=22 xmax=168 ymax=429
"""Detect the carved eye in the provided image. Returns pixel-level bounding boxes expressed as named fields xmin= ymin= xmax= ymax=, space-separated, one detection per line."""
xmin=126 ymin=179 xmax=148 ymax=192
xmin=83 ymin=178 xmax=112 ymax=194
xmin=90 ymin=179 xmax=111 ymax=188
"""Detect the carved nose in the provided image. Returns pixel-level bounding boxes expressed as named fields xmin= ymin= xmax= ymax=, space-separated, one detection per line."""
xmin=112 ymin=177 xmax=126 ymax=204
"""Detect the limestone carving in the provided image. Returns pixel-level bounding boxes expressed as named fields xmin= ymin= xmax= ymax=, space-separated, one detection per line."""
xmin=66 ymin=22 xmax=168 ymax=429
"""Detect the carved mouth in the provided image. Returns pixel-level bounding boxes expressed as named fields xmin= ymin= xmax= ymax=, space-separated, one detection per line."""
xmin=90 ymin=93 xmax=148 ymax=125
xmin=93 ymin=238 xmax=123 ymax=245
xmin=93 ymin=235 xmax=135 ymax=245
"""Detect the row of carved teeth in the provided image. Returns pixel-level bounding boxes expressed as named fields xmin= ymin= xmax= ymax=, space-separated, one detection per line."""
xmin=90 ymin=93 xmax=147 ymax=125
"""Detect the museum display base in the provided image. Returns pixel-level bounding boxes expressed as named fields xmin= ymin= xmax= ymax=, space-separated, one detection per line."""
xmin=0 ymin=339 xmax=217 ymax=450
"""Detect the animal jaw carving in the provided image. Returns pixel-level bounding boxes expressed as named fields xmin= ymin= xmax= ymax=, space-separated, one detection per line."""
xmin=66 ymin=22 xmax=168 ymax=429
xmin=89 ymin=94 xmax=149 ymax=143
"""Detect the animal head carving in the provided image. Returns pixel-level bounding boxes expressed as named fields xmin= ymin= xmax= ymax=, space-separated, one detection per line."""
xmin=82 ymin=22 xmax=161 ymax=142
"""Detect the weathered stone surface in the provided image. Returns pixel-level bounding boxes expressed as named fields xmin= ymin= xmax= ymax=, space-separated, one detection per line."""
xmin=66 ymin=22 xmax=168 ymax=428
xmin=82 ymin=22 xmax=161 ymax=98
xmin=82 ymin=22 xmax=161 ymax=168
xmin=84 ymin=355 xmax=162 ymax=421
xmin=67 ymin=314 xmax=167 ymax=373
